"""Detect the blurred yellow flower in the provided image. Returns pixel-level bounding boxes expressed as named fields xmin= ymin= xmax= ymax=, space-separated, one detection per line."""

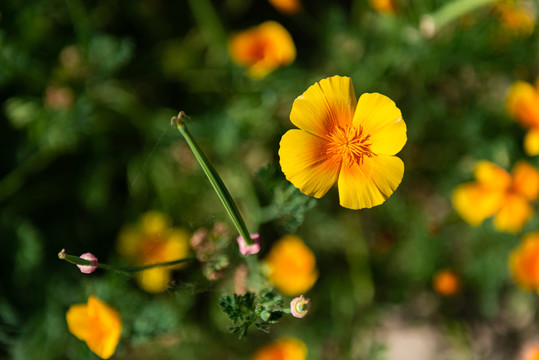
xmin=510 ymin=232 xmax=539 ymax=290
xmin=252 ymin=337 xmax=307 ymax=360
xmin=507 ymin=76 xmax=539 ymax=155
xmin=117 ymin=211 xmax=190 ymax=293
xmin=452 ymin=161 xmax=539 ymax=233
xmin=66 ymin=296 xmax=122 ymax=359
xmin=279 ymin=76 xmax=406 ymax=210
xmin=370 ymin=0 xmax=397 ymax=14
xmin=264 ymin=235 xmax=318 ymax=296
xmin=433 ymin=269 xmax=460 ymax=296
xmin=268 ymin=0 xmax=301 ymax=15
xmin=229 ymin=21 xmax=296 ymax=79
xmin=495 ymin=0 xmax=536 ymax=36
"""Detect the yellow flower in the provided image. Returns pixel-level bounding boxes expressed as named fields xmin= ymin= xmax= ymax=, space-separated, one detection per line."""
xmin=268 ymin=0 xmax=301 ymax=15
xmin=263 ymin=235 xmax=318 ymax=296
xmin=495 ymin=0 xmax=536 ymax=36
xmin=510 ymin=232 xmax=539 ymax=290
xmin=66 ymin=296 xmax=122 ymax=359
xmin=370 ymin=0 xmax=397 ymax=14
xmin=117 ymin=211 xmax=190 ymax=293
xmin=432 ymin=269 xmax=460 ymax=296
xmin=452 ymin=161 xmax=539 ymax=233
xmin=279 ymin=76 xmax=407 ymax=210
xmin=252 ymin=337 xmax=307 ymax=360
xmin=507 ymin=77 xmax=539 ymax=155
xmin=229 ymin=21 xmax=296 ymax=79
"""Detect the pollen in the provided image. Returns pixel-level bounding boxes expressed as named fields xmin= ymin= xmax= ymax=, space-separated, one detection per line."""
xmin=327 ymin=125 xmax=375 ymax=166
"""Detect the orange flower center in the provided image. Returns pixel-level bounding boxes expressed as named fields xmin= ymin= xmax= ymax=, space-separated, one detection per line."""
xmin=327 ymin=125 xmax=374 ymax=166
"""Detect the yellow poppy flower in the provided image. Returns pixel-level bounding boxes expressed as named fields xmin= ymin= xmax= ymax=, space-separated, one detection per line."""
xmin=117 ymin=211 xmax=190 ymax=293
xmin=432 ymin=269 xmax=460 ymax=296
xmin=510 ymin=232 xmax=539 ymax=290
xmin=507 ymin=77 xmax=539 ymax=155
xmin=66 ymin=296 xmax=122 ymax=359
xmin=495 ymin=0 xmax=536 ymax=36
xmin=370 ymin=0 xmax=397 ymax=14
xmin=252 ymin=337 xmax=307 ymax=360
xmin=229 ymin=21 xmax=296 ymax=79
xmin=268 ymin=0 xmax=301 ymax=15
xmin=263 ymin=235 xmax=318 ymax=296
xmin=452 ymin=161 xmax=539 ymax=233
xmin=279 ymin=76 xmax=407 ymax=210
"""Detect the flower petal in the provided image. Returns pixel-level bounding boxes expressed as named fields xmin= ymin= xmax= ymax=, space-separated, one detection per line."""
xmin=524 ymin=128 xmax=539 ymax=156
xmin=352 ymin=93 xmax=406 ymax=155
xmin=506 ymin=80 xmax=539 ymax=128
xmin=512 ymin=160 xmax=539 ymax=201
xmin=337 ymin=154 xmax=404 ymax=209
xmin=137 ymin=267 xmax=171 ymax=294
xmin=279 ymin=129 xmax=340 ymax=198
xmin=290 ymin=76 xmax=356 ymax=138
xmin=510 ymin=232 xmax=539 ymax=290
xmin=452 ymin=183 xmax=505 ymax=226
xmin=494 ymin=193 xmax=533 ymax=233
xmin=87 ymin=296 xmax=122 ymax=360
xmin=66 ymin=304 xmax=90 ymax=341
xmin=474 ymin=161 xmax=511 ymax=190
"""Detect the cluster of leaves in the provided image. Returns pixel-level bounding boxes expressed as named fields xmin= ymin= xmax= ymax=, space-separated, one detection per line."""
xmin=219 ymin=289 xmax=285 ymax=339
xmin=256 ymin=165 xmax=316 ymax=232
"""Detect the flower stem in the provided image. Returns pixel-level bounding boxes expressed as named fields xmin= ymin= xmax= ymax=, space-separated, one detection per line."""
xmin=172 ymin=112 xmax=254 ymax=245
xmin=420 ymin=0 xmax=497 ymax=37
xmin=59 ymin=250 xmax=196 ymax=275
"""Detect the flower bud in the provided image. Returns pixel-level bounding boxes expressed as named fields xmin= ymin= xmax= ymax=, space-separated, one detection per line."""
xmin=290 ymin=295 xmax=311 ymax=318
xmin=237 ymin=233 xmax=261 ymax=255
xmin=77 ymin=253 xmax=98 ymax=274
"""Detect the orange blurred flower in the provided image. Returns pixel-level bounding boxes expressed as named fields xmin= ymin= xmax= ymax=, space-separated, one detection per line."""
xmin=495 ymin=0 xmax=536 ymax=36
xmin=507 ymin=76 xmax=539 ymax=155
xmin=519 ymin=343 xmax=539 ymax=360
xmin=268 ymin=0 xmax=301 ymax=15
xmin=433 ymin=269 xmax=460 ymax=296
xmin=263 ymin=235 xmax=318 ymax=296
xmin=510 ymin=232 xmax=539 ymax=290
xmin=370 ymin=0 xmax=397 ymax=14
xmin=229 ymin=21 xmax=296 ymax=79
xmin=252 ymin=337 xmax=307 ymax=360
xmin=66 ymin=296 xmax=122 ymax=359
xmin=117 ymin=211 xmax=190 ymax=293
xmin=452 ymin=161 xmax=539 ymax=233
xmin=279 ymin=76 xmax=406 ymax=209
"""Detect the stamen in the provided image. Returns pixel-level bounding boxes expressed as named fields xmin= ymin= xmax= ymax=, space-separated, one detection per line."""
xmin=327 ymin=125 xmax=375 ymax=166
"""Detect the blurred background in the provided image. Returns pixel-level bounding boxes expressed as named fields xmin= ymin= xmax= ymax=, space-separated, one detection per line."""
xmin=1 ymin=0 xmax=539 ymax=359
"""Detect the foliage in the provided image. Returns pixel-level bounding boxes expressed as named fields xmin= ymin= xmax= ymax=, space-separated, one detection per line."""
xmin=1 ymin=0 xmax=539 ymax=359
xmin=219 ymin=290 xmax=284 ymax=339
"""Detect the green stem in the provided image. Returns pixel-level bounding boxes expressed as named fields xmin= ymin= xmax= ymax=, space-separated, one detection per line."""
xmin=60 ymin=252 xmax=196 ymax=275
xmin=172 ymin=112 xmax=254 ymax=245
xmin=421 ymin=0 xmax=497 ymax=37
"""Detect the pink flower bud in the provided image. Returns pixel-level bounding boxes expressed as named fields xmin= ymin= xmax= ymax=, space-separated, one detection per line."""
xmin=290 ymin=295 xmax=311 ymax=318
xmin=237 ymin=233 xmax=261 ymax=255
xmin=77 ymin=253 xmax=98 ymax=274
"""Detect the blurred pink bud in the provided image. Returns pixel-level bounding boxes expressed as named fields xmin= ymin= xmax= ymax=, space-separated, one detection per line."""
xmin=77 ymin=253 xmax=98 ymax=274
xmin=237 ymin=234 xmax=261 ymax=255
xmin=290 ymin=295 xmax=311 ymax=318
